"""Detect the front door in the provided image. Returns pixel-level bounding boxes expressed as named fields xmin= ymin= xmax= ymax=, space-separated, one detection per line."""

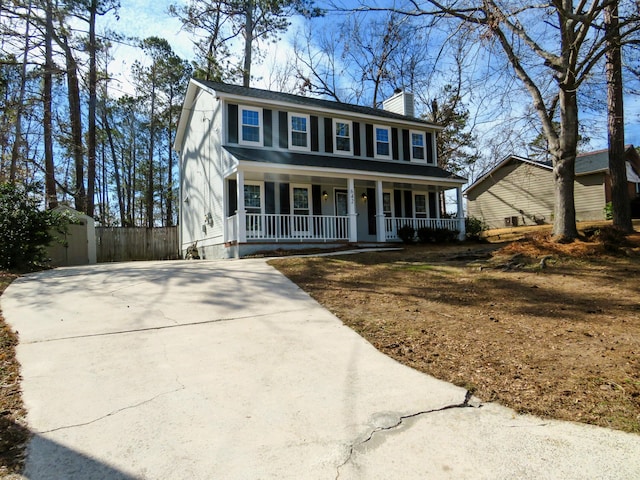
xmin=335 ymin=189 xmax=348 ymax=238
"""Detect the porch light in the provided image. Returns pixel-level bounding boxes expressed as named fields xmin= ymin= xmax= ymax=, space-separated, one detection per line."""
xmin=322 ymin=190 xmax=328 ymax=201
xmin=361 ymin=192 xmax=368 ymax=202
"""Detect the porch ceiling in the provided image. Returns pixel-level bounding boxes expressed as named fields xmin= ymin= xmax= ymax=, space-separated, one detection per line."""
xmin=224 ymin=146 xmax=466 ymax=189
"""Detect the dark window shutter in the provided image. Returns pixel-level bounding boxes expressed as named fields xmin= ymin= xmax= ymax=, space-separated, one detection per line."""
xmin=403 ymin=190 xmax=412 ymax=218
xmin=279 ymin=183 xmax=290 ymax=214
xmin=228 ymin=179 xmax=237 ymax=215
xmin=228 ymin=104 xmax=238 ymax=144
xmin=429 ymin=192 xmax=437 ymax=218
xmin=265 ymin=182 xmax=275 ymax=214
xmin=353 ymin=122 xmax=361 ymax=156
xmin=394 ymin=190 xmax=402 ymax=218
xmin=311 ymin=116 xmax=319 ymax=151
xmin=279 ymin=111 xmax=288 ymax=148
xmin=324 ymin=118 xmax=333 ymax=153
xmin=263 ymin=109 xmax=272 ymax=147
xmin=312 ymin=185 xmax=322 ymax=215
xmin=365 ymin=124 xmax=374 ymax=157
xmin=391 ymin=128 xmax=399 ymax=160
xmin=367 ymin=187 xmax=376 ymax=235
xmin=426 ymin=132 xmax=434 ymax=164
xmin=402 ymin=129 xmax=410 ymax=161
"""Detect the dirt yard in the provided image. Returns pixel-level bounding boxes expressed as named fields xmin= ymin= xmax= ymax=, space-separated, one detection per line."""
xmin=271 ymin=231 xmax=640 ymax=434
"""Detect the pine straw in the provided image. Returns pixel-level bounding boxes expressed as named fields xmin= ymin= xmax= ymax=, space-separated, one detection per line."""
xmin=0 ymin=272 xmax=29 ymax=477
xmin=272 ymin=233 xmax=640 ymax=434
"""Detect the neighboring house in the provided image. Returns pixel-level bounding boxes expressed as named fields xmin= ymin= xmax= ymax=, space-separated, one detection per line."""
xmin=173 ymin=80 xmax=467 ymax=259
xmin=465 ymin=146 xmax=640 ymax=229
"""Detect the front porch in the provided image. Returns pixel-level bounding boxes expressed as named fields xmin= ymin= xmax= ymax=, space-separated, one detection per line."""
xmin=224 ymin=170 xmax=465 ymax=246
xmin=225 ymin=213 xmax=461 ymax=243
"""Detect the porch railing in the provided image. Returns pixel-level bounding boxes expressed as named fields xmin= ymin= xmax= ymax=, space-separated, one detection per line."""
xmin=385 ymin=217 xmax=460 ymax=241
xmin=245 ymin=213 xmax=349 ymax=241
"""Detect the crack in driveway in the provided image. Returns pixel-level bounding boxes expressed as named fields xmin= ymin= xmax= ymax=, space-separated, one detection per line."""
xmin=24 ymin=308 xmax=310 ymax=344
xmin=39 ymin=384 xmax=186 ymax=434
xmin=335 ymin=391 xmax=479 ymax=479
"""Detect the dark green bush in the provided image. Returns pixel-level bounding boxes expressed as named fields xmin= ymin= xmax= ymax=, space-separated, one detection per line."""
xmin=465 ymin=216 xmax=488 ymax=241
xmin=0 ymin=182 xmax=66 ymax=269
xmin=397 ymin=224 xmax=416 ymax=244
xmin=417 ymin=227 xmax=459 ymax=243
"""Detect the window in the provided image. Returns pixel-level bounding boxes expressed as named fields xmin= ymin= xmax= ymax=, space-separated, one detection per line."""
xmin=411 ymin=131 xmax=425 ymax=161
xmin=334 ymin=119 xmax=352 ymax=154
xmin=375 ymin=126 xmax=391 ymax=159
xmin=240 ymin=106 xmax=262 ymax=145
xmin=383 ymin=192 xmax=393 ymax=217
xmin=244 ymin=183 xmax=262 ymax=213
xmin=244 ymin=182 xmax=263 ymax=235
xmin=289 ymin=114 xmax=310 ymax=150
xmin=414 ymin=193 xmax=427 ymax=218
xmin=291 ymin=185 xmax=312 ymax=235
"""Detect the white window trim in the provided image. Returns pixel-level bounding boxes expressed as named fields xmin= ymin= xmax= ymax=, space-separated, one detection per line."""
xmin=243 ymin=181 xmax=264 ymax=213
xmin=333 ymin=118 xmax=353 ymax=155
xmin=290 ymin=184 xmax=313 ymax=215
xmin=239 ymin=105 xmax=263 ymax=146
xmin=413 ymin=192 xmax=428 ymax=218
xmin=382 ymin=189 xmax=394 ymax=217
xmin=374 ymin=125 xmax=392 ymax=160
xmin=410 ymin=130 xmax=426 ymax=163
xmin=288 ymin=113 xmax=311 ymax=152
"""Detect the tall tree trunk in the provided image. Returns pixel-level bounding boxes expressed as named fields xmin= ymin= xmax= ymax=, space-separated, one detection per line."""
xmin=10 ymin=0 xmax=32 ymax=182
xmin=243 ymin=0 xmax=254 ymax=87
xmin=103 ymin=108 xmax=126 ymax=226
xmin=43 ymin=0 xmax=58 ymax=209
xmin=86 ymin=0 xmax=98 ymax=218
xmin=166 ymin=87 xmax=175 ymax=227
xmin=147 ymin=72 xmax=156 ymax=228
xmin=551 ymin=85 xmax=579 ymax=241
xmin=605 ymin=1 xmax=632 ymax=232
xmin=61 ymin=38 xmax=86 ymax=212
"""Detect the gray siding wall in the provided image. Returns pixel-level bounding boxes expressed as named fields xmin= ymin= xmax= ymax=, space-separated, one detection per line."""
xmin=179 ymin=90 xmax=226 ymax=257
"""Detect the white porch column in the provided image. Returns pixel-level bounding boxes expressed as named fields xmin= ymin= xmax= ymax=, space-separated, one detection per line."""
xmin=347 ymin=178 xmax=358 ymax=243
xmin=375 ymin=180 xmax=386 ymax=242
xmin=456 ymin=186 xmax=466 ymax=241
xmin=236 ymin=170 xmax=247 ymax=243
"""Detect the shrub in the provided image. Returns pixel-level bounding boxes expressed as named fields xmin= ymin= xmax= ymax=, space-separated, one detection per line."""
xmin=0 ymin=182 xmax=66 ymax=270
xmin=465 ymin=216 xmax=488 ymax=241
xmin=603 ymin=202 xmax=613 ymax=220
xmin=397 ymin=224 xmax=416 ymax=244
xmin=417 ymin=227 xmax=459 ymax=243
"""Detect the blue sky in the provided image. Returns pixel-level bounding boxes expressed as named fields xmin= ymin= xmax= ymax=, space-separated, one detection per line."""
xmin=107 ymin=0 xmax=640 ymax=153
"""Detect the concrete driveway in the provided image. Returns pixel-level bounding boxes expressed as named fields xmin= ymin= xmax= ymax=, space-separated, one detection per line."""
xmin=2 ymin=259 xmax=640 ymax=479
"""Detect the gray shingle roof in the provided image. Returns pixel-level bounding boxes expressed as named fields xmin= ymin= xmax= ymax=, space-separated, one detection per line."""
xmin=196 ymin=79 xmax=438 ymax=127
xmin=224 ymin=146 xmax=466 ymax=182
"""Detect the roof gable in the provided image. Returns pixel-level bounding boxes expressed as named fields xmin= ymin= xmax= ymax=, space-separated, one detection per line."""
xmin=464 ymin=155 xmax=551 ymax=195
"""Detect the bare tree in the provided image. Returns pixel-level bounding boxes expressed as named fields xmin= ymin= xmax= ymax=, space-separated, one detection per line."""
xmin=362 ymin=0 xmax=640 ymax=241
xmin=605 ymin=1 xmax=632 ymax=232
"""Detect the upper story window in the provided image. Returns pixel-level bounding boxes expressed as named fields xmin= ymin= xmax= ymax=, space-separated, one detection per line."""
xmin=240 ymin=106 xmax=262 ymax=145
xmin=289 ymin=114 xmax=310 ymax=151
xmin=411 ymin=131 xmax=425 ymax=162
xmin=334 ymin=119 xmax=352 ymax=154
xmin=375 ymin=126 xmax=391 ymax=159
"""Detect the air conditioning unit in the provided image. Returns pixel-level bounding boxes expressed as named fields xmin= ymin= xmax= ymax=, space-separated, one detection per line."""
xmin=504 ymin=216 xmax=519 ymax=227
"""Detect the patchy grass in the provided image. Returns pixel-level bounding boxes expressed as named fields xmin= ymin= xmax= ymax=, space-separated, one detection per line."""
xmin=271 ymin=234 xmax=640 ymax=434
xmin=0 ymin=272 xmax=28 ymax=477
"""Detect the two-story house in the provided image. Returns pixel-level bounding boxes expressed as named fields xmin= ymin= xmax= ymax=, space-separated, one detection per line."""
xmin=174 ymin=79 xmax=467 ymax=259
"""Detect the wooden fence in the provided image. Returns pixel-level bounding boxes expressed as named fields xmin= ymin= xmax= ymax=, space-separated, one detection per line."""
xmin=96 ymin=227 xmax=179 ymax=262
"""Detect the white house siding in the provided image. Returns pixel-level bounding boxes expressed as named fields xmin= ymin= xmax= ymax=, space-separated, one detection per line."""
xmin=467 ymin=161 xmax=555 ymax=229
xmin=179 ymin=90 xmax=227 ymax=258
